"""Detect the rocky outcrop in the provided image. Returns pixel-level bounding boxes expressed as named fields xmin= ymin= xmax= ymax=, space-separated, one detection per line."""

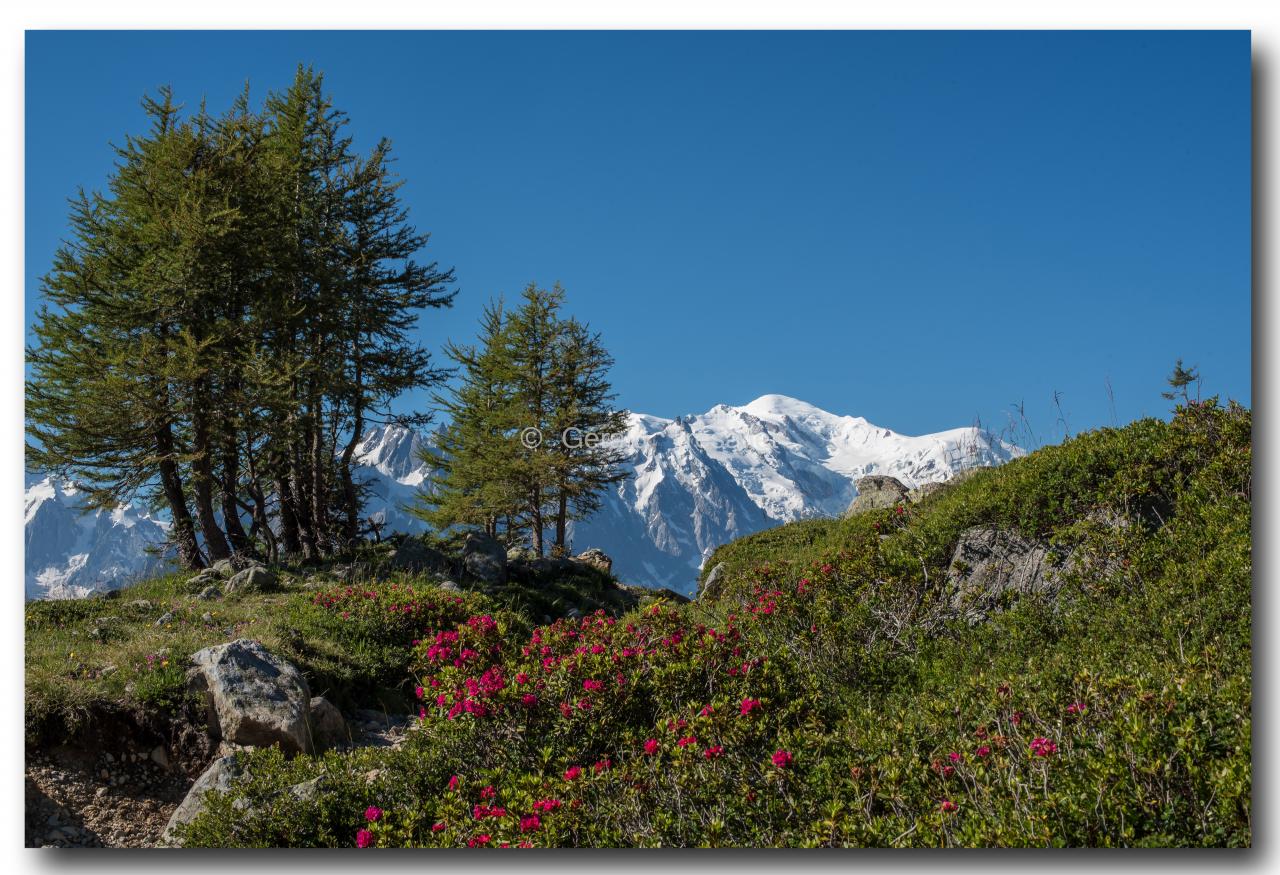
xmin=188 ymin=639 xmax=312 ymax=755
xmin=575 ymin=548 xmax=613 ymax=573
xmin=225 ymin=565 xmax=276 ymax=595
xmin=462 ymin=532 xmax=507 ymax=585
xmin=388 ymin=538 xmax=451 ymax=575
xmin=844 ymin=475 xmax=910 ymax=516
xmin=942 ymin=527 xmax=1065 ymax=619
xmin=908 ymin=481 xmax=946 ymax=504
xmin=160 ymin=754 xmax=244 ymax=847
xmin=308 ymin=696 xmax=349 ymax=751
xmin=699 ymin=562 xmax=727 ymax=601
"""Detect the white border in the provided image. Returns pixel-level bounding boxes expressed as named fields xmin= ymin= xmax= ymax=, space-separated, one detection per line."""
xmin=4 ymin=4 xmax=1273 ymax=874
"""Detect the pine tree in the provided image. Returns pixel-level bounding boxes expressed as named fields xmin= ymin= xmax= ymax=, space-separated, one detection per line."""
xmin=546 ymin=317 xmax=629 ymax=554
xmin=1162 ymin=359 xmax=1202 ymax=407
xmin=27 ymin=71 xmax=456 ymax=569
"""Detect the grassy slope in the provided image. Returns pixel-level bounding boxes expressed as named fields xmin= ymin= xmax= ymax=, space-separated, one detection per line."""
xmin=26 ymin=400 xmax=1252 ymax=847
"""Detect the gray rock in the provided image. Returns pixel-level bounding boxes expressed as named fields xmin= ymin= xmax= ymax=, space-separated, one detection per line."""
xmin=462 ymin=532 xmax=507 ymax=585
xmin=845 ymin=475 xmax=910 ymax=516
xmin=389 ymin=538 xmax=451 ymax=575
xmin=699 ymin=562 xmax=727 ymax=601
xmin=161 ymin=755 xmax=245 ymax=847
xmin=188 ymin=570 xmax=221 ymax=589
xmin=150 ymin=745 xmax=169 ymax=769
xmin=437 ymin=579 xmax=461 ymax=593
xmin=196 ymin=584 xmax=223 ymax=601
xmin=187 ymin=638 xmax=312 ymax=754
xmin=308 ymin=696 xmax=349 ymax=751
xmin=210 ymin=558 xmax=236 ymax=578
xmin=226 ymin=565 xmax=276 ymax=594
xmin=201 ymin=612 xmax=214 ymax=624
xmin=153 ymin=611 xmax=175 ymax=627
xmin=942 ymin=527 xmax=1067 ymax=619
xmin=908 ymin=481 xmax=947 ymax=504
xmin=574 ymin=548 xmax=613 ymax=573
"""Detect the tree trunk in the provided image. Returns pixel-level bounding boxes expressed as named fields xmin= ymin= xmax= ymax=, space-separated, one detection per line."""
xmin=554 ymin=487 xmax=569 ymax=554
xmin=191 ymin=402 xmax=231 ymax=562
xmin=530 ymin=486 xmax=544 ymax=558
xmin=219 ymin=434 xmax=252 ymax=555
xmin=155 ymin=423 xmax=204 ymax=570
xmin=339 ymin=401 xmax=364 ymax=549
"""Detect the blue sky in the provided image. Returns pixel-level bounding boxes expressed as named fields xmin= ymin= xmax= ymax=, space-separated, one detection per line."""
xmin=25 ymin=30 xmax=1251 ymax=443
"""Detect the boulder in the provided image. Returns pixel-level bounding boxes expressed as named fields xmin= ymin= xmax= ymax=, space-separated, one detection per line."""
xmin=225 ymin=565 xmax=276 ymax=594
xmin=437 ymin=579 xmax=462 ymax=593
xmin=942 ymin=527 xmax=1066 ymax=619
xmin=908 ymin=481 xmax=947 ymax=504
xmin=210 ymin=558 xmax=236 ymax=578
xmin=160 ymin=754 xmax=245 ymax=847
xmin=196 ymin=584 xmax=223 ymax=601
xmin=188 ymin=570 xmax=221 ymax=589
xmin=308 ymin=696 xmax=349 ymax=751
xmin=845 ymin=475 xmax=910 ymax=516
xmin=575 ymin=548 xmax=613 ymax=573
xmin=699 ymin=562 xmax=727 ymax=601
xmin=388 ymin=538 xmax=451 ymax=575
xmin=188 ymin=639 xmax=312 ymax=754
xmin=462 ymin=532 xmax=507 ymax=585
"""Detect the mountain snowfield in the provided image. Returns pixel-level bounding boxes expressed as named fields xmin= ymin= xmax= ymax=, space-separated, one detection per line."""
xmin=24 ymin=395 xmax=1022 ymax=599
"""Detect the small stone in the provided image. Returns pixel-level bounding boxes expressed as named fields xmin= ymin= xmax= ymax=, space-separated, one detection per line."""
xmin=153 ymin=611 xmax=174 ymax=627
xmin=150 ymin=745 xmax=170 ymax=768
xmin=99 ymin=769 xmax=109 ymax=780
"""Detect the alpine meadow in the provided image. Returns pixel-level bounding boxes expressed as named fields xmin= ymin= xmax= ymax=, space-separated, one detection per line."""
xmin=23 ymin=35 xmax=1252 ymax=852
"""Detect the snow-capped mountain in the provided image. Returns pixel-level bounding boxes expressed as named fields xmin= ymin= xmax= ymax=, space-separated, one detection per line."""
xmin=572 ymin=395 xmax=1021 ymax=592
xmin=24 ymin=473 xmax=172 ymax=600
xmin=24 ymin=396 xmax=1021 ymax=599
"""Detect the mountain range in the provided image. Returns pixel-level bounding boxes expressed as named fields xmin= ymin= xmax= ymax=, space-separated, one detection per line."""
xmin=24 ymin=394 xmax=1022 ymax=598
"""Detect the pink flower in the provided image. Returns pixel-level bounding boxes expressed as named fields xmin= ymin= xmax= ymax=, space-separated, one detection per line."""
xmin=414 ymin=685 xmax=424 ymax=699
xmin=739 ymin=698 xmax=762 ymax=716
xmin=771 ymin=750 xmax=793 ymax=769
xmin=948 ymin=751 xmax=961 ymax=763
xmin=522 ymin=693 xmax=538 ymax=707
xmin=432 ymin=822 xmax=446 ymax=832
xmin=480 ymin=785 xmax=496 ymax=800
xmin=975 ymin=745 xmax=991 ymax=758
xmin=467 ymin=833 xmax=492 ymax=847
xmin=643 ymin=738 xmax=660 ymax=755
xmin=364 ymin=806 xmax=383 ymax=822
xmin=583 ymin=679 xmax=604 ymax=692
xmin=532 ymin=798 xmax=562 ymax=812
xmin=593 ymin=758 xmax=612 ymax=773
xmin=1066 ymin=702 xmax=1088 ymax=716
xmin=356 ymin=828 xmax=373 ymax=848
xmin=564 ymin=765 xmax=582 ymax=781
xmin=520 ymin=814 xmax=541 ymax=833
xmin=703 ymin=745 xmax=724 ymax=759
xmin=1030 ymin=737 xmax=1058 ymax=758
xmin=447 ymin=775 xmax=461 ymax=791
xmin=940 ymin=799 xmax=958 ymax=813
xmin=677 ymin=735 xmax=698 ymax=748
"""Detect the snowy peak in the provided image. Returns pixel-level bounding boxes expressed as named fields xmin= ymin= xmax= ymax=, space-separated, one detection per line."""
xmin=24 ymin=474 xmax=171 ymax=600
xmin=354 ymin=424 xmax=428 ymax=485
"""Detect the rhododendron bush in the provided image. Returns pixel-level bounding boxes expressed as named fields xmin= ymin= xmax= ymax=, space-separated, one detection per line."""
xmin=176 ymin=402 xmax=1251 ymax=848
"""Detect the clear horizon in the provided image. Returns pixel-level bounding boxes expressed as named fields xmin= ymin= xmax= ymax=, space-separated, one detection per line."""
xmin=25 ymin=31 xmax=1252 ymax=442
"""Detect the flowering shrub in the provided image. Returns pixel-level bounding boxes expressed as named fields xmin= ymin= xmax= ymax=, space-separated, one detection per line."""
xmin=176 ymin=402 xmax=1251 ymax=848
